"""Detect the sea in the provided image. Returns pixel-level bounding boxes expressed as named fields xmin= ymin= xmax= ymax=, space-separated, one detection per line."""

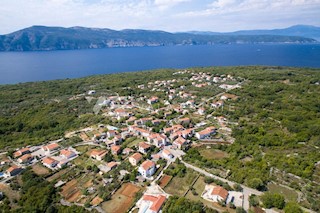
xmin=0 ymin=43 xmax=319 ymax=85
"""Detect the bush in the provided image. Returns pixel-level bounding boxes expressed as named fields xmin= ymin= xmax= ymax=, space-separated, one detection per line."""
xmin=261 ymin=192 xmax=285 ymax=209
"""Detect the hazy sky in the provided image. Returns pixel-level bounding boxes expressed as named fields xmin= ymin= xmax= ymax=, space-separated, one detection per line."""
xmin=1 ymin=0 xmax=320 ymax=34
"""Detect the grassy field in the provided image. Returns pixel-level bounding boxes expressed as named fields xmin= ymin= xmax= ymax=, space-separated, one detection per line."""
xmin=32 ymin=163 xmax=50 ymax=176
xmin=164 ymin=168 xmax=198 ymax=196
xmin=128 ymin=138 xmax=145 ymax=147
xmin=199 ymin=148 xmax=229 ymax=160
xmin=101 ymin=183 xmax=141 ymax=213
xmin=268 ymin=183 xmax=298 ymax=201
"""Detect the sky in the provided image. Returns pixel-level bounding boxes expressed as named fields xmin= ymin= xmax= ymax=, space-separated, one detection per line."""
xmin=1 ymin=0 xmax=320 ymax=34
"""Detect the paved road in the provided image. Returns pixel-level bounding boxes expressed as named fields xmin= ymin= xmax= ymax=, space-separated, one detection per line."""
xmin=181 ymin=160 xmax=262 ymax=211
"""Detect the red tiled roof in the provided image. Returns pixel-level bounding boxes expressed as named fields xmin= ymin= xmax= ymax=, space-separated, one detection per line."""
xmin=7 ymin=165 xmax=20 ymax=173
xmin=141 ymin=160 xmax=155 ymax=171
xmin=143 ymin=195 xmax=166 ymax=212
xmin=139 ymin=142 xmax=151 ymax=149
xmin=211 ymin=186 xmax=228 ymax=200
xmin=18 ymin=154 xmax=32 ymax=161
xmin=111 ymin=145 xmax=121 ymax=152
xmin=60 ymin=149 xmax=75 ymax=157
xmin=42 ymin=157 xmax=57 ymax=165
xmin=44 ymin=143 xmax=60 ymax=151
xmin=130 ymin=153 xmax=143 ymax=161
xmin=107 ymin=161 xmax=118 ymax=168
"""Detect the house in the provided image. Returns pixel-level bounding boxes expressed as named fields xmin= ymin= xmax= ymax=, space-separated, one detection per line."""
xmin=163 ymin=125 xmax=184 ymax=134
xmin=211 ymin=100 xmax=224 ymax=108
xmin=17 ymin=154 xmax=33 ymax=164
xmin=198 ymin=107 xmax=206 ymax=115
xmin=181 ymin=128 xmax=194 ymax=138
xmin=147 ymin=134 xmax=167 ymax=148
xmin=138 ymin=142 xmax=151 ymax=154
xmin=208 ymin=186 xmax=229 ymax=202
xmin=107 ymin=130 xmax=117 ymax=138
xmin=42 ymin=143 xmax=60 ymax=153
xmin=60 ymin=149 xmax=77 ymax=159
xmin=107 ymin=161 xmax=118 ymax=170
xmin=122 ymin=148 xmax=134 ymax=155
xmin=186 ymin=100 xmax=195 ymax=107
xmin=138 ymin=160 xmax=156 ymax=178
xmin=162 ymin=149 xmax=174 ymax=159
xmin=135 ymin=117 xmax=153 ymax=126
xmin=111 ymin=145 xmax=121 ymax=155
xmin=114 ymin=108 xmax=129 ymax=117
xmin=138 ymin=195 xmax=167 ymax=213
xmin=13 ymin=148 xmax=30 ymax=158
xmin=195 ymin=126 xmax=217 ymax=139
xmin=147 ymin=96 xmax=159 ymax=105
xmin=126 ymin=116 xmax=137 ymax=124
xmin=220 ymin=93 xmax=238 ymax=100
xmin=90 ymin=150 xmax=108 ymax=161
xmin=179 ymin=117 xmax=191 ymax=125
xmin=129 ymin=153 xmax=143 ymax=166
xmin=42 ymin=157 xmax=58 ymax=168
xmin=5 ymin=165 xmax=22 ymax=177
xmin=173 ymin=136 xmax=188 ymax=149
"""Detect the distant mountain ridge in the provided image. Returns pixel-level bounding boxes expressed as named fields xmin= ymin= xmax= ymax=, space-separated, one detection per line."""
xmin=189 ymin=25 xmax=320 ymax=41
xmin=0 ymin=25 xmax=317 ymax=51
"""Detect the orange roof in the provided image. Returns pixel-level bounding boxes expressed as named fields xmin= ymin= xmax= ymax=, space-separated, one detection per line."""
xmin=42 ymin=157 xmax=57 ymax=165
xmin=91 ymin=149 xmax=107 ymax=157
xmin=44 ymin=143 xmax=60 ymax=151
xmin=107 ymin=161 xmax=118 ymax=168
xmin=60 ymin=149 xmax=75 ymax=157
xmin=7 ymin=165 xmax=20 ymax=173
xmin=130 ymin=153 xmax=143 ymax=161
xmin=163 ymin=149 xmax=172 ymax=156
xmin=111 ymin=145 xmax=121 ymax=152
xmin=211 ymin=186 xmax=228 ymax=200
xmin=174 ymin=136 xmax=187 ymax=145
xmin=14 ymin=147 xmax=30 ymax=157
xmin=143 ymin=195 xmax=166 ymax=212
xmin=139 ymin=142 xmax=151 ymax=150
xmin=141 ymin=160 xmax=155 ymax=171
xmin=18 ymin=154 xmax=32 ymax=161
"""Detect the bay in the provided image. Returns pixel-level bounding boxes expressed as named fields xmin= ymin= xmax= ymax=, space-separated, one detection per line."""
xmin=0 ymin=43 xmax=319 ymax=84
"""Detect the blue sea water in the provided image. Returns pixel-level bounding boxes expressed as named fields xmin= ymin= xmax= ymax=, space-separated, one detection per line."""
xmin=0 ymin=44 xmax=319 ymax=84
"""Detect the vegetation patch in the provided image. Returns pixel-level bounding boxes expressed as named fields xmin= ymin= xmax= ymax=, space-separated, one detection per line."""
xmin=101 ymin=183 xmax=141 ymax=213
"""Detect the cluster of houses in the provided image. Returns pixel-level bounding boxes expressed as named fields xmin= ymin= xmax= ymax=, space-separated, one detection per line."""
xmin=4 ymin=142 xmax=79 ymax=178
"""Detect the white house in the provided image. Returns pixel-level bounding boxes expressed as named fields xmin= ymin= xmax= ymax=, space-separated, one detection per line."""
xmin=129 ymin=153 xmax=143 ymax=166
xmin=138 ymin=195 xmax=166 ymax=213
xmin=207 ymin=186 xmax=229 ymax=202
xmin=138 ymin=160 xmax=156 ymax=178
xmin=195 ymin=126 xmax=216 ymax=139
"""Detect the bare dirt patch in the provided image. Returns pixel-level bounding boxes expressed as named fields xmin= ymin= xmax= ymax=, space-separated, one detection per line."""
xmin=32 ymin=163 xmax=50 ymax=176
xmin=101 ymin=183 xmax=141 ymax=213
xmin=159 ymin=175 xmax=172 ymax=188
xmin=61 ymin=179 xmax=81 ymax=202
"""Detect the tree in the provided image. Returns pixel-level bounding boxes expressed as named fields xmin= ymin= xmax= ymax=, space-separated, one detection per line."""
xmin=247 ymin=178 xmax=264 ymax=190
xmin=284 ymin=202 xmax=303 ymax=213
xmin=261 ymin=192 xmax=285 ymax=209
xmin=249 ymin=194 xmax=259 ymax=207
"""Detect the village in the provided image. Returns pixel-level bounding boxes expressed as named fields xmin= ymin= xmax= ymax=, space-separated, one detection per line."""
xmin=0 ymin=70 xmax=260 ymax=213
